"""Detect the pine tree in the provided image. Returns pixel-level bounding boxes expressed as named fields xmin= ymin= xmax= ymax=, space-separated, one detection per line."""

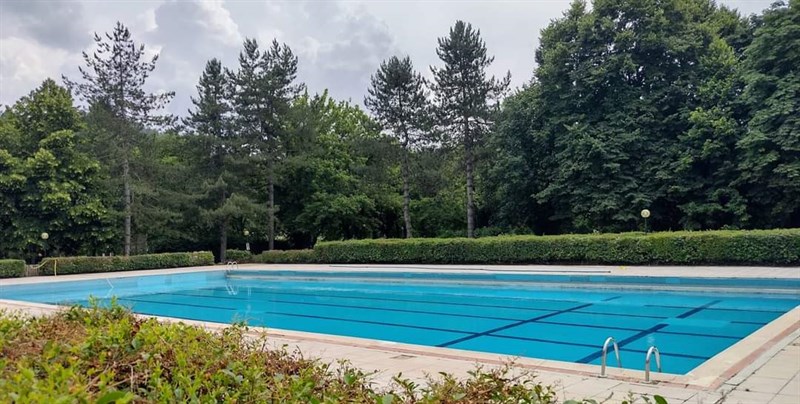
xmin=365 ymin=56 xmax=428 ymax=238
xmin=64 ymin=22 xmax=174 ymax=255
xmin=431 ymin=21 xmax=509 ymax=238
xmin=185 ymin=59 xmax=236 ymax=262
xmin=229 ymin=39 xmax=303 ymax=250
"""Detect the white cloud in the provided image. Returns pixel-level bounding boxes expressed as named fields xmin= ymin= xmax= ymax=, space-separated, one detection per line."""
xmin=0 ymin=0 xmax=777 ymax=114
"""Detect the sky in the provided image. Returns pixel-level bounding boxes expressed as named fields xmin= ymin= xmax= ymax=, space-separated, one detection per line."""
xmin=0 ymin=0 xmax=775 ymax=116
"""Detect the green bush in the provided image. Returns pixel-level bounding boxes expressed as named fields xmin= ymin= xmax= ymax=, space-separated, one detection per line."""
xmin=0 ymin=259 xmax=25 ymax=278
xmin=314 ymin=229 xmax=800 ymax=265
xmin=224 ymin=249 xmax=252 ymax=263
xmin=38 ymin=251 xmax=214 ymax=275
xmin=253 ymin=249 xmax=318 ymax=263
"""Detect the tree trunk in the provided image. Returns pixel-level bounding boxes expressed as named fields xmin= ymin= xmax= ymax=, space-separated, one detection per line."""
xmin=465 ymin=146 xmax=475 ymax=238
xmin=219 ymin=218 xmax=228 ymax=263
xmin=402 ymin=149 xmax=413 ymax=238
xmin=268 ymin=166 xmax=275 ymax=251
xmin=123 ymin=157 xmax=132 ymax=255
xmin=465 ymin=126 xmax=475 ymax=238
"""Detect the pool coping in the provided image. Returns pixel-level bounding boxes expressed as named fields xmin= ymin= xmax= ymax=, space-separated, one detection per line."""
xmin=1 ymin=263 xmax=798 ymax=391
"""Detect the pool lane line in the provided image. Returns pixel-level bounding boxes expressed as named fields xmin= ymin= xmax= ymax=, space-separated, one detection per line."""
xmin=187 ymin=287 xmax=586 ymax=314
xmin=143 ymin=290 xmax=751 ymax=342
xmin=575 ymin=300 xmax=722 ymax=365
xmin=327 ymin=265 xmax=613 ymax=274
xmin=436 ymin=303 xmax=595 ymax=348
xmin=151 ymin=290 xmax=530 ymax=322
xmin=644 ymin=304 xmax=788 ymax=314
xmin=111 ymin=296 xmax=483 ymax=336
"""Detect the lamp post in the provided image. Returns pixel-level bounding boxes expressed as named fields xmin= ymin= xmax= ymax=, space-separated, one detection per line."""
xmin=40 ymin=232 xmax=49 ymax=264
xmin=243 ymin=229 xmax=250 ymax=252
xmin=640 ymin=209 xmax=651 ymax=233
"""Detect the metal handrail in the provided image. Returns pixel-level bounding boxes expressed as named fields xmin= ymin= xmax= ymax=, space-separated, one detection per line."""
xmin=600 ymin=336 xmax=622 ymax=377
xmin=645 ymin=346 xmax=662 ymax=382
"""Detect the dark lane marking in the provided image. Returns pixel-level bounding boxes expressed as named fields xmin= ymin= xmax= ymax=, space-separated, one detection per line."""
xmin=576 ymin=300 xmax=721 ymax=364
xmin=150 ymin=290 xmax=745 ymax=341
xmin=182 ymin=287 xmax=578 ymax=314
xmin=153 ymin=291 xmax=527 ymax=322
xmin=603 ymin=296 xmax=623 ymax=301
xmin=645 ymin=304 xmax=786 ymax=314
xmin=115 ymin=297 xmax=488 ymax=336
xmin=485 ymin=334 xmax=710 ymax=360
xmin=678 ymin=300 xmax=722 ymax=319
xmin=437 ymin=303 xmax=594 ymax=348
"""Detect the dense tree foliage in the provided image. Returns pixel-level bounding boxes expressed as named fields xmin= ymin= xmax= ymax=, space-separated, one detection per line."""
xmin=1 ymin=0 xmax=797 ymax=261
xmin=485 ymin=0 xmax=798 ymax=234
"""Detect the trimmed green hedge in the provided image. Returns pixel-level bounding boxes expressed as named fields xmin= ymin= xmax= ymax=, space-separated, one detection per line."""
xmin=313 ymin=229 xmax=800 ymax=265
xmin=225 ymin=249 xmax=253 ymax=263
xmin=253 ymin=249 xmax=317 ymax=264
xmin=0 ymin=259 xmax=25 ymax=278
xmin=39 ymin=251 xmax=214 ymax=275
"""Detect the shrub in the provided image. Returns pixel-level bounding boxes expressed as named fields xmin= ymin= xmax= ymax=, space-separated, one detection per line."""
xmin=314 ymin=229 xmax=800 ymax=265
xmin=38 ymin=251 xmax=214 ymax=275
xmin=224 ymin=249 xmax=252 ymax=263
xmin=0 ymin=259 xmax=25 ymax=278
xmin=0 ymin=306 xmax=563 ymax=403
xmin=253 ymin=249 xmax=318 ymax=264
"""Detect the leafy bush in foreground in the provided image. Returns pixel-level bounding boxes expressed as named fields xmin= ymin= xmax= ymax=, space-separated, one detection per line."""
xmin=37 ymin=251 xmax=214 ymax=275
xmin=0 ymin=306 xmax=665 ymax=403
xmin=314 ymin=229 xmax=800 ymax=265
xmin=0 ymin=259 xmax=25 ymax=278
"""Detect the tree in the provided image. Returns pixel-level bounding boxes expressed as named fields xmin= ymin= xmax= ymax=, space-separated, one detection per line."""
xmin=365 ymin=56 xmax=429 ymax=238
xmin=64 ymin=22 xmax=174 ymax=255
xmin=431 ymin=21 xmax=510 ymax=238
xmin=0 ymin=80 xmax=112 ymax=260
xmin=229 ymin=39 xmax=303 ymax=250
xmin=185 ymin=59 xmax=259 ymax=262
xmin=737 ymin=0 xmax=800 ymax=228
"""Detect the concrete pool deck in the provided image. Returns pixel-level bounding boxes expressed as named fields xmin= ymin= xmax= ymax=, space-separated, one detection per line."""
xmin=1 ymin=263 xmax=798 ymax=403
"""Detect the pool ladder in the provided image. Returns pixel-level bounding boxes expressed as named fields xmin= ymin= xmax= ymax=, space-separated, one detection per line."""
xmin=600 ymin=337 xmax=662 ymax=383
xmin=600 ymin=337 xmax=621 ymax=377
xmin=225 ymin=260 xmax=239 ymax=276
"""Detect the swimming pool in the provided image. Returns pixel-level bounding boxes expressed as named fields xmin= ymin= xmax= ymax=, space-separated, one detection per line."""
xmin=3 ymin=270 xmax=798 ymax=375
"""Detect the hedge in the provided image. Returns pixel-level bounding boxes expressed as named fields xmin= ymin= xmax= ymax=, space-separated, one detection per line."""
xmin=38 ymin=251 xmax=214 ymax=276
xmin=253 ymin=249 xmax=317 ymax=264
xmin=313 ymin=229 xmax=800 ymax=265
xmin=0 ymin=259 xmax=25 ymax=278
xmin=224 ymin=249 xmax=253 ymax=263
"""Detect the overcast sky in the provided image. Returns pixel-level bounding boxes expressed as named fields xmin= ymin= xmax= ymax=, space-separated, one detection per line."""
xmin=1 ymin=0 xmax=774 ymax=116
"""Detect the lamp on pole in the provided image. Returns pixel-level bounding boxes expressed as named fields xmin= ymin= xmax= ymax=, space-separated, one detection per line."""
xmin=640 ymin=209 xmax=651 ymax=233
xmin=243 ymin=229 xmax=250 ymax=252
xmin=40 ymin=232 xmax=49 ymax=263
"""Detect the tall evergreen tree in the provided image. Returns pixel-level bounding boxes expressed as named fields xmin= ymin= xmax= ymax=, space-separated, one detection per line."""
xmin=229 ymin=39 xmax=303 ymax=250
xmin=185 ymin=58 xmax=252 ymax=262
xmin=365 ymin=56 xmax=429 ymax=238
xmin=64 ymin=22 xmax=174 ymax=255
xmin=431 ymin=21 xmax=510 ymax=238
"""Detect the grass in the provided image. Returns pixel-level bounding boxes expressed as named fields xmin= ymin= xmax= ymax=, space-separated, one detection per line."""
xmin=0 ymin=304 xmax=666 ymax=403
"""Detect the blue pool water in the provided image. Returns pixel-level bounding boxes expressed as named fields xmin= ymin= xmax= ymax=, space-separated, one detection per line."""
xmin=3 ymin=270 xmax=799 ymax=375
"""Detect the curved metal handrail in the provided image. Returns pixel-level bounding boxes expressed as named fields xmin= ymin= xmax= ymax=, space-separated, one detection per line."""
xmin=645 ymin=346 xmax=662 ymax=382
xmin=600 ymin=336 xmax=622 ymax=377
